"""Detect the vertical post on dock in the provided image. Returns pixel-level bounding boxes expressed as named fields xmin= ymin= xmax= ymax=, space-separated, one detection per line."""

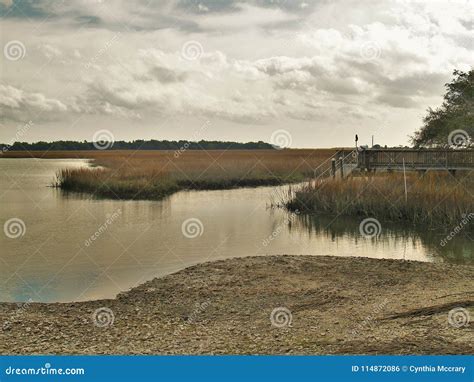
xmin=402 ymin=158 xmax=408 ymax=203
xmin=331 ymin=158 xmax=336 ymax=179
xmin=339 ymin=157 xmax=344 ymax=179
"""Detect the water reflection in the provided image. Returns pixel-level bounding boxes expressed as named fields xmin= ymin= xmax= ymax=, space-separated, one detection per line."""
xmin=0 ymin=158 xmax=472 ymax=303
xmin=294 ymin=213 xmax=473 ymax=264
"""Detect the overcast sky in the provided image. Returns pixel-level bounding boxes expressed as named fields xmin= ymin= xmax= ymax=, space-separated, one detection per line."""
xmin=0 ymin=0 xmax=472 ymax=148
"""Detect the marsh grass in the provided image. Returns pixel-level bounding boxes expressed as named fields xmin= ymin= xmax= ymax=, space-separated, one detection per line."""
xmin=55 ymin=149 xmax=337 ymax=200
xmin=286 ymin=172 xmax=473 ymax=228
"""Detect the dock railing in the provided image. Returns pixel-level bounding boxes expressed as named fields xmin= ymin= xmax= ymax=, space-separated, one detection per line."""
xmin=357 ymin=148 xmax=474 ymax=171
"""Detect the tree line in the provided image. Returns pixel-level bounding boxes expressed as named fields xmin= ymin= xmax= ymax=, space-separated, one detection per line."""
xmin=0 ymin=140 xmax=276 ymax=151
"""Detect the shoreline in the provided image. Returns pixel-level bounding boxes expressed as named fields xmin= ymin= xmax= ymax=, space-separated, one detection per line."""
xmin=1 ymin=255 xmax=472 ymax=355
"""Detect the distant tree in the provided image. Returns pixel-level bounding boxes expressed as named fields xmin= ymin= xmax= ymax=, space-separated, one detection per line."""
xmin=0 ymin=139 xmax=276 ymax=151
xmin=411 ymin=69 xmax=473 ymax=148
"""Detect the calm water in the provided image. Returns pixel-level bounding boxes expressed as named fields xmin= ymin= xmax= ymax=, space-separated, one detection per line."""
xmin=0 ymin=159 xmax=472 ymax=303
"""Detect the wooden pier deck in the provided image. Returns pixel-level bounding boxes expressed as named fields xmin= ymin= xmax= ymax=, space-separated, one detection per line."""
xmin=356 ymin=148 xmax=474 ymax=172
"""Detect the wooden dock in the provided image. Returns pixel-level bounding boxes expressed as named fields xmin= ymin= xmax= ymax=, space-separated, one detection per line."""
xmin=356 ymin=148 xmax=474 ymax=173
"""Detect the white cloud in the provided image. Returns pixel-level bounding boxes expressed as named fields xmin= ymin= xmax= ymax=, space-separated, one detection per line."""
xmin=0 ymin=0 xmax=472 ymax=147
xmin=0 ymin=85 xmax=67 ymax=122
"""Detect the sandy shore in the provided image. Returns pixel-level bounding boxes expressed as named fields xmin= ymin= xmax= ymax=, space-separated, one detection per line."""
xmin=1 ymin=255 xmax=473 ymax=355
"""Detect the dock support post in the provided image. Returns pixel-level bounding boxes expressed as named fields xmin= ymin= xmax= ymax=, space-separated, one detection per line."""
xmin=339 ymin=157 xmax=344 ymax=179
xmin=331 ymin=158 xmax=336 ymax=179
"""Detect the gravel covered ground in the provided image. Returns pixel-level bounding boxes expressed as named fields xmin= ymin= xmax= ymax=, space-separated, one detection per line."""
xmin=1 ymin=255 xmax=473 ymax=355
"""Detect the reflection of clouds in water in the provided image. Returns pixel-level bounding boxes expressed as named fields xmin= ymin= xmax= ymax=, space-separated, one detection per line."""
xmin=2 ymin=159 xmax=472 ymax=303
xmin=291 ymin=213 xmax=473 ymax=264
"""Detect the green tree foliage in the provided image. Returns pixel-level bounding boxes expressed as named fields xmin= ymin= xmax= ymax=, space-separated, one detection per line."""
xmin=411 ymin=69 xmax=473 ymax=148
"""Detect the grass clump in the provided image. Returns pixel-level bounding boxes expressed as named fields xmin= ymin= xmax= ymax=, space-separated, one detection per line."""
xmin=286 ymin=172 xmax=473 ymax=228
xmin=55 ymin=149 xmax=337 ymax=200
